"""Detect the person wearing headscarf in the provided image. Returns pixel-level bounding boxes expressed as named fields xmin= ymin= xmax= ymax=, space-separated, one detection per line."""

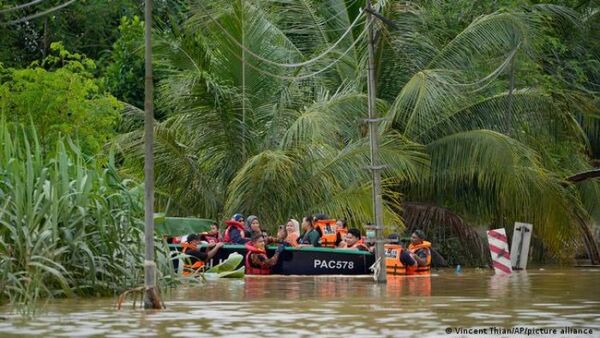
xmin=224 ymin=213 xmax=248 ymax=244
xmin=245 ymin=215 xmax=268 ymax=238
xmin=283 ymin=218 xmax=300 ymax=247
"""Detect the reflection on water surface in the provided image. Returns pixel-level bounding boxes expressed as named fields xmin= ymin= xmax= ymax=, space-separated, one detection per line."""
xmin=1 ymin=269 xmax=599 ymax=337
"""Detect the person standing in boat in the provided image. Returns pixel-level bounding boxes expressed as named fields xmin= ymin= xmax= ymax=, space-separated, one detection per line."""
xmin=224 ymin=213 xmax=249 ymax=244
xmin=245 ymin=233 xmax=285 ymax=274
xmin=338 ymin=228 xmax=370 ymax=251
xmin=298 ymin=215 xmax=321 ymax=247
xmin=400 ymin=230 xmax=432 ymax=274
xmin=181 ymin=233 xmax=224 ymax=275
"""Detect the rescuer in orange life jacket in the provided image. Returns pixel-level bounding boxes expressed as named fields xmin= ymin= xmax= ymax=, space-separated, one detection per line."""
xmin=400 ymin=230 xmax=432 ymax=272
xmin=181 ymin=233 xmax=224 ymax=274
xmin=245 ymin=232 xmax=285 ymax=275
xmin=338 ymin=228 xmax=370 ymax=251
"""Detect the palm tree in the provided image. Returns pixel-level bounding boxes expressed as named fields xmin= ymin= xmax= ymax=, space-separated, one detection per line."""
xmin=119 ymin=0 xmax=600 ymax=263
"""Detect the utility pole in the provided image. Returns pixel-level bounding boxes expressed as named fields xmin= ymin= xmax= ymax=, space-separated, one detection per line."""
xmin=143 ymin=0 xmax=161 ymax=309
xmin=365 ymin=0 xmax=386 ymax=284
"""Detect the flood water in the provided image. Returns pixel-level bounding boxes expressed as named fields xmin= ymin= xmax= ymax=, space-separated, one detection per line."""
xmin=1 ymin=268 xmax=599 ymax=337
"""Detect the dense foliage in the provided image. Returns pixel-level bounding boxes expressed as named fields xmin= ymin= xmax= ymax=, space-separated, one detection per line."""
xmin=0 ymin=121 xmax=175 ymax=308
xmin=0 ymin=43 xmax=121 ymax=155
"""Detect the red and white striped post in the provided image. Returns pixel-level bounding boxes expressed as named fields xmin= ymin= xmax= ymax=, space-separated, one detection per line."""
xmin=487 ymin=228 xmax=512 ymax=275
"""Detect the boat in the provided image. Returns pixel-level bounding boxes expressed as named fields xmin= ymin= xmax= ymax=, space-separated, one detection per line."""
xmin=157 ymin=216 xmax=428 ymax=276
xmin=202 ymin=244 xmax=375 ymax=275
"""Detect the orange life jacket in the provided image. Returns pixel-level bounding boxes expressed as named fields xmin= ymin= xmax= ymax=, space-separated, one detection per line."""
xmin=315 ymin=219 xmax=338 ymax=247
xmin=348 ymin=240 xmax=369 ymax=251
xmin=384 ymin=244 xmax=406 ymax=275
xmin=336 ymin=227 xmax=348 ymax=237
xmin=407 ymin=241 xmax=432 ymax=275
xmin=244 ymin=242 xmax=271 ymax=275
xmin=181 ymin=242 xmax=205 ymax=276
xmin=223 ymin=220 xmax=245 ymax=243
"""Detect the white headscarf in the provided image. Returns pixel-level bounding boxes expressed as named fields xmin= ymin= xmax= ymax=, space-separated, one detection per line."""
xmin=288 ymin=218 xmax=300 ymax=234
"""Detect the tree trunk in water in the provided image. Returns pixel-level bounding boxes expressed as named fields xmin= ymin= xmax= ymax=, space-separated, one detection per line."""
xmin=575 ymin=214 xmax=600 ymax=265
xmin=143 ymin=0 xmax=161 ymax=309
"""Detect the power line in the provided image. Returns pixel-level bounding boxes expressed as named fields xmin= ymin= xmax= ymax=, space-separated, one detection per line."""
xmin=223 ymin=24 xmax=369 ymax=81
xmin=196 ymin=0 xmax=365 ymax=69
xmin=3 ymin=0 xmax=76 ymax=25
xmin=0 ymin=0 xmax=46 ymax=14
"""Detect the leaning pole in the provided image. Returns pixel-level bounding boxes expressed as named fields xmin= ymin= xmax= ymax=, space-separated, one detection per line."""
xmin=143 ymin=0 xmax=161 ymax=309
xmin=366 ymin=0 xmax=387 ymax=283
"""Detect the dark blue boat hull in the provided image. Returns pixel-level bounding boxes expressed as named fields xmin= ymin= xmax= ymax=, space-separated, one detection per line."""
xmin=171 ymin=244 xmax=375 ymax=275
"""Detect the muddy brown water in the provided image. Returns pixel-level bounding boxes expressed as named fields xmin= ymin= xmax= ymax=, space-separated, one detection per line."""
xmin=0 ymin=268 xmax=599 ymax=337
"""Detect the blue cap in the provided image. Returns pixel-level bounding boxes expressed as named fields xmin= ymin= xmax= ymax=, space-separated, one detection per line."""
xmin=232 ymin=213 xmax=244 ymax=222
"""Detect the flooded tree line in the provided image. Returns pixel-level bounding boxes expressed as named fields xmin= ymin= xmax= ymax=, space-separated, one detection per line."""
xmin=0 ymin=0 xmax=599 ymax=307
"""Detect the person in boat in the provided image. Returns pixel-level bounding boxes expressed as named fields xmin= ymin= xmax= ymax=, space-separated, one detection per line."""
xmin=284 ymin=218 xmax=300 ymax=247
xmin=182 ymin=233 xmax=224 ymax=274
xmin=199 ymin=223 xmax=221 ymax=244
xmin=298 ymin=215 xmax=321 ymax=247
xmin=246 ymin=215 xmax=268 ymax=238
xmin=245 ymin=233 xmax=285 ymax=275
xmin=224 ymin=213 xmax=249 ymax=244
xmin=335 ymin=219 xmax=348 ymax=246
xmin=338 ymin=228 xmax=370 ymax=251
xmin=400 ymin=230 xmax=432 ymax=273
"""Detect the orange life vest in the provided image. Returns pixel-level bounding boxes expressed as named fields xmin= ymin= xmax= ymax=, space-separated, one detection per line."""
xmin=181 ymin=242 xmax=205 ymax=276
xmin=407 ymin=241 xmax=432 ymax=275
xmin=244 ymin=242 xmax=271 ymax=275
xmin=384 ymin=244 xmax=406 ymax=275
xmin=315 ymin=219 xmax=338 ymax=247
xmin=348 ymin=240 xmax=369 ymax=251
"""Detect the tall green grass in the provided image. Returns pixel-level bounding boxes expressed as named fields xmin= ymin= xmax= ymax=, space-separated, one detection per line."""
xmin=0 ymin=121 xmax=173 ymax=310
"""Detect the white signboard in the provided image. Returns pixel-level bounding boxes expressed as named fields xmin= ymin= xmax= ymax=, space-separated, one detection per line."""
xmin=510 ymin=222 xmax=533 ymax=270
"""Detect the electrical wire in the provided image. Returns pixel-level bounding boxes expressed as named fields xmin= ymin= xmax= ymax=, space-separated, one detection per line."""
xmin=295 ymin=0 xmax=361 ymax=29
xmin=0 ymin=0 xmax=46 ymax=14
xmin=196 ymin=0 xmax=365 ymax=69
xmin=3 ymin=0 xmax=76 ymax=25
xmin=223 ymin=24 xmax=370 ymax=81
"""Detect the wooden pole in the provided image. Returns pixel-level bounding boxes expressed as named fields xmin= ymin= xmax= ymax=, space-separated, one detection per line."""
xmin=366 ymin=0 xmax=386 ymax=283
xmin=143 ymin=0 xmax=161 ymax=309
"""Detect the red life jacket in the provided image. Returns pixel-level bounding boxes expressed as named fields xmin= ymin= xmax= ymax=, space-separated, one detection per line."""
xmin=244 ymin=242 xmax=271 ymax=275
xmin=200 ymin=232 xmax=221 ymax=244
xmin=223 ymin=220 xmax=245 ymax=243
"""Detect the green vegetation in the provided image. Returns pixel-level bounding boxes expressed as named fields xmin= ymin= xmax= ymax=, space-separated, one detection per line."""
xmin=0 ymin=121 xmax=173 ymax=309
xmin=0 ymin=43 xmax=121 ymax=155
xmin=0 ymin=0 xmax=599 ymax=305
